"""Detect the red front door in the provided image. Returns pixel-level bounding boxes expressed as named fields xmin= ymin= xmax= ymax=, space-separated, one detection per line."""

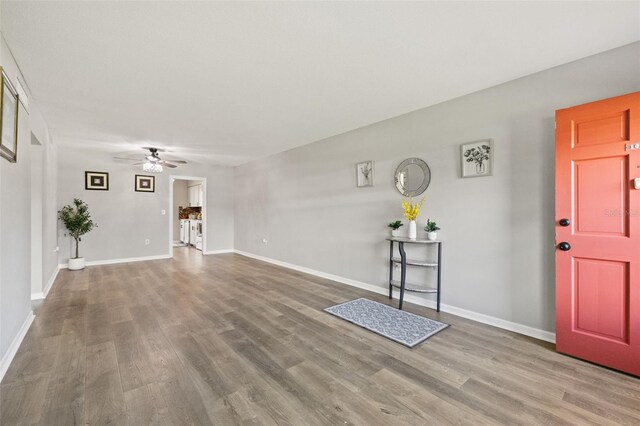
xmin=556 ymin=92 xmax=640 ymax=376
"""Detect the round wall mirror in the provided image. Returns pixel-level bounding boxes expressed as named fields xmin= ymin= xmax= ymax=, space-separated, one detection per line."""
xmin=394 ymin=158 xmax=431 ymax=197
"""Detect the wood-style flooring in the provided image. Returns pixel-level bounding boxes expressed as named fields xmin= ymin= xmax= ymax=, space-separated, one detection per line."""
xmin=1 ymin=248 xmax=639 ymax=425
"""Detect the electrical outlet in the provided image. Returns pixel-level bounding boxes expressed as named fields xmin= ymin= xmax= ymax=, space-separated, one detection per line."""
xmin=54 ymin=246 xmax=59 ymax=253
xmin=394 ymin=263 xmax=400 ymax=270
xmin=262 ymin=238 xmax=268 ymax=245
xmin=145 ymin=239 xmax=150 ymax=245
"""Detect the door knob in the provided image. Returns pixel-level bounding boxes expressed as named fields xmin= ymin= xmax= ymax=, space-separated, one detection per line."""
xmin=559 ymin=218 xmax=571 ymax=227
xmin=558 ymin=242 xmax=571 ymax=251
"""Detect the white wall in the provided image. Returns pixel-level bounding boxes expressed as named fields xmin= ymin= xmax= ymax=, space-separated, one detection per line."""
xmin=57 ymin=147 xmax=234 ymax=263
xmin=234 ymin=42 xmax=640 ymax=335
xmin=172 ymin=179 xmax=188 ymax=241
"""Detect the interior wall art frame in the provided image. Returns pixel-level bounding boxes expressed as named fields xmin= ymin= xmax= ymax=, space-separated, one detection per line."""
xmin=356 ymin=160 xmax=374 ymax=187
xmin=85 ymin=171 xmax=109 ymax=190
xmin=461 ymin=139 xmax=493 ymax=178
xmin=135 ymin=174 xmax=155 ymax=192
xmin=0 ymin=67 xmax=19 ymax=163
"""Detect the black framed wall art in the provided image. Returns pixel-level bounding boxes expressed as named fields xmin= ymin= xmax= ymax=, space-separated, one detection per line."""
xmin=135 ymin=174 xmax=155 ymax=192
xmin=85 ymin=171 xmax=109 ymax=190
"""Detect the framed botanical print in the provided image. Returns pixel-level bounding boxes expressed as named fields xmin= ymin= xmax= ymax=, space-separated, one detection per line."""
xmin=135 ymin=174 xmax=155 ymax=192
xmin=85 ymin=171 xmax=109 ymax=190
xmin=0 ymin=68 xmax=19 ymax=163
xmin=356 ymin=160 xmax=374 ymax=187
xmin=461 ymin=139 xmax=493 ymax=178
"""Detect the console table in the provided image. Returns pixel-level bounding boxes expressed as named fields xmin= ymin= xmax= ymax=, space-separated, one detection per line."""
xmin=386 ymin=237 xmax=442 ymax=311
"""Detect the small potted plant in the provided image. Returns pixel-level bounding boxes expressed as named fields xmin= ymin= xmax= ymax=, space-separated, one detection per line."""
xmin=388 ymin=220 xmax=404 ymax=237
xmin=58 ymin=198 xmax=96 ymax=270
xmin=425 ymin=219 xmax=440 ymax=241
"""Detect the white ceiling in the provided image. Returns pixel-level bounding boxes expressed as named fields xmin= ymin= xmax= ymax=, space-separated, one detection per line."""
xmin=2 ymin=1 xmax=639 ymax=166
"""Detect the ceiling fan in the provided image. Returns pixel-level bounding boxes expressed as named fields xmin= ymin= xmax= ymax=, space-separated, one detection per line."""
xmin=114 ymin=147 xmax=187 ymax=172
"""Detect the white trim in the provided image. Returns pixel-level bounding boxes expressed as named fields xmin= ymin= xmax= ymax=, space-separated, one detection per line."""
xmin=43 ymin=265 xmax=59 ymax=297
xmin=59 ymin=254 xmax=171 ymax=269
xmin=31 ymin=264 xmax=60 ymax=300
xmin=233 ymin=250 xmax=556 ymax=343
xmin=203 ymin=249 xmax=234 ymax=255
xmin=0 ymin=311 xmax=35 ymax=382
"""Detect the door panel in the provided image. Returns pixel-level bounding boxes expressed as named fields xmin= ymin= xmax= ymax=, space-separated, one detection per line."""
xmin=574 ymin=110 xmax=629 ymax=147
xmin=574 ymin=156 xmax=628 ymax=236
xmin=573 ymin=258 xmax=629 ymax=342
xmin=556 ymin=91 xmax=640 ymax=376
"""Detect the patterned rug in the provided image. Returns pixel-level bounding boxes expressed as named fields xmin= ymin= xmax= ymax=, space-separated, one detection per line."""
xmin=324 ymin=298 xmax=449 ymax=348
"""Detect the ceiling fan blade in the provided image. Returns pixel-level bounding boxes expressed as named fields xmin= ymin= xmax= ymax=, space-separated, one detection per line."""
xmin=162 ymin=162 xmax=178 ymax=168
xmin=132 ymin=161 xmax=145 ymax=165
xmin=142 ymin=146 xmax=166 ymax=152
xmin=164 ymin=159 xmax=188 ymax=164
xmin=113 ymin=156 xmax=141 ymax=161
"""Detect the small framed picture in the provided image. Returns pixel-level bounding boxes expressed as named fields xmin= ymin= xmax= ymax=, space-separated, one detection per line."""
xmin=0 ymin=68 xmax=19 ymax=163
xmin=356 ymin=160 xmax=374 ymax=187
xmin=135 ymin=174 xmax=155 ymax=192
xmin=461 ymin=139 xmax=493 ymax=178
xmin=85 ymin=171 xmax=109 ymax=190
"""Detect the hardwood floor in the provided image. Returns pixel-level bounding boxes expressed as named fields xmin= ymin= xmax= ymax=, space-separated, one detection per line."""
xmin=1 ymin=248 xmax=639 ymax=425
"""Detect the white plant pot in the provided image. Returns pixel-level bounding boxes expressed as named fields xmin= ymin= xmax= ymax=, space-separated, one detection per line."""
xmin=408 ymin=221 xmax=417 ymax=240
xmin=68 ymin=257 xmax=86 ymax=271
xmin=426 ymin=231 xmax=438 ymax=241
xmin=391 ymin=229 xmax=402 ymax=238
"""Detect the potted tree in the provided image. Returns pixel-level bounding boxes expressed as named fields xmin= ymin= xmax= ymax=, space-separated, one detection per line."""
xmin=425 ymin=219 xmax=440 ymax=241
xmin=58 ymin=198 xmax=96 ymax=270
xmin=388 ymin=220 xmax=404 ymax=237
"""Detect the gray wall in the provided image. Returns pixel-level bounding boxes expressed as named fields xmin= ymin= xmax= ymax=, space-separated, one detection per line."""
xmin=172 ymin=179 xmax=188 ymax=241
xmin=41 ymin=129 xmax=58 ymax=288
xmin=30 ymin=140 xmax=43 ymax=295
xmin=0 ymin=83 xmax=31 ymax=361
xmin=0 ymin=35 xmax=58 ymax=367
xmin=57 ymin=147 xmax=234 ymax=263
xmin=235 ymin=42 xmax=640 ymax=334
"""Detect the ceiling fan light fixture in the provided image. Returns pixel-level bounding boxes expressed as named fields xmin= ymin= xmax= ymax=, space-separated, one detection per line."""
xmin=142 ymin=161 xmax=163 ymax=173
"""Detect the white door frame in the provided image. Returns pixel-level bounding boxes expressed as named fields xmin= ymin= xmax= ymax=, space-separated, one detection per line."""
xmin=169 ymin=175 xmax=207 ymax=256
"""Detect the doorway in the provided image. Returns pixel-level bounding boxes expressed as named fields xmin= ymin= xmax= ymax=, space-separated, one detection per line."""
xmin=169 ymin=176 xmax=207 ymax=256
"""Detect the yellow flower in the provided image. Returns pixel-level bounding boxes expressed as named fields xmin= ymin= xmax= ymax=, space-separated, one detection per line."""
xmin=402 ymin=197 xmax=425 ymax=221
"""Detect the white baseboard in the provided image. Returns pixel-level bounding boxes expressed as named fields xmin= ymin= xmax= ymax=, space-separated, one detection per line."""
xmin=59 ymin=254 xmax=172 ymax=269
xmin=0 ymin=311 xmax=35 ymax=382
xmin=43 ymin=265 xmax=60 ymax=297
xmin=32 ymin=265 xmax=60 ymax=301
xmin=203 ymin=249 xmax=234 ymax=255
xmin=233 ymin=250 xmax=556 ymax=343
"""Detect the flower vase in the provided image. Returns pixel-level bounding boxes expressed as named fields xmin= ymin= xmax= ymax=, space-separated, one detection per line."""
xmin=408 ymin=220 xmax=417 ymax=240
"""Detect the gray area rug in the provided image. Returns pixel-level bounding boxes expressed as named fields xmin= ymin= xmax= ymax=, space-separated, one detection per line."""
xmin=324 ymin=298 xmax=449 ymax=348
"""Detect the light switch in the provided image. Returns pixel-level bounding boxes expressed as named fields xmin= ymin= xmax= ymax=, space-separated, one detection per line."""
xmin=634 ymin=178 xmax=640 ymax=190
xmin=161 ymin=209 xmax=166 ymax=215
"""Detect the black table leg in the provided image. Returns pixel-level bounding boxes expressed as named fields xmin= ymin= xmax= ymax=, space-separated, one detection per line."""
xmin=399 ymin=242 xmax=407 ymax=310
xmin=437 ymin=242 xmax=442 ymax=312
xmin=389 ymin=241 xmax=394 ymax=299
